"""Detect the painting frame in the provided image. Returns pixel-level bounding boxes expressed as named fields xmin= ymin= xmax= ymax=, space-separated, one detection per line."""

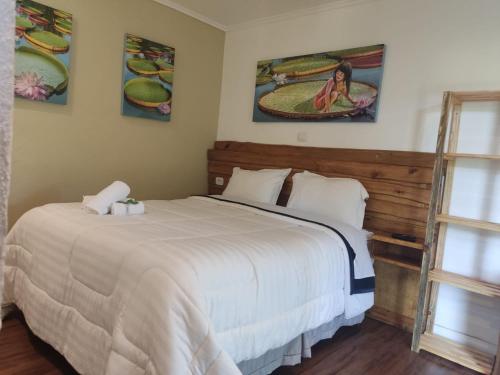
xmin=14 ymin=0 xmax=73 ymax=105
xmin=121 ymin=33 xmax=175 ymax=122
xmin=253 ymin=44 xmax=385 ymax=123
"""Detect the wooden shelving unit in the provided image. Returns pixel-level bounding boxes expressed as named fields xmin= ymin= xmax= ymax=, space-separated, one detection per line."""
xmin=374 ymin=253 xmax=421 ymax=272
xmin=368 ymin=234 xmax=424 ymax=331
xmin=444 ymin=152 xmax=500 ymax=161
xmin=429 ymin=270 xmax=500 ymax=298
xmin=370 ymin=235 xmax=423 ymax=270
xmin=420 ymin=333 xmax=495 ymax=374
xmin=371 ymin=234 xmax=424 ymax=250
xmin=411 ymin=91 xmax=500 ymax=374
xmin=436 ymin=214 xmax=500 ymax=232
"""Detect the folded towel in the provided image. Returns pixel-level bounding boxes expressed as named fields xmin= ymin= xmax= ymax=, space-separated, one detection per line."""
xmin=85 ymin=181 xmax=130 ymax=215
xmin=81 ymin=195 xmax=94 ymax=209
xmin=111 ymin=202 xmax=128 ymax=216
xmin=127 ymin=201 xmax=145 ymax=215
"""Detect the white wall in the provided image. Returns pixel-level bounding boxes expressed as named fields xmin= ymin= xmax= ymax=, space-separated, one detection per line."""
xmin=217 ymin=0 xmax=500 ymax=354
xmin=217 ymin=0 xmax=500 ymax=152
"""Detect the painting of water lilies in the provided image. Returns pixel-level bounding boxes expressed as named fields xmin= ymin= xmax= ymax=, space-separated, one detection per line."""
xmin=253 ymin=44 xmax=385 ymax=122
xmin=121 ymin=34 xmax=175 ymax=122
xmin=15 ymin=0 xmax=72 ymax=105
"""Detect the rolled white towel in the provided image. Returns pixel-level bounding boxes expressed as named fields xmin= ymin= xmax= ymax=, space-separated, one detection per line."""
xmin=81 ymin=195 xmax=94 ymax=209
xmin=85 ymin=181 xmax=130 ymax=215
xmin=127 ymin=201 xmax=145 ymax=215
xmin=111 ymin=202 xmax=128 ymax=216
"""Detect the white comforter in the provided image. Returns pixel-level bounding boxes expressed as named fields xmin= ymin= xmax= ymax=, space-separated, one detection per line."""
xmin=3 ymin=196 xmax=374 ymax=375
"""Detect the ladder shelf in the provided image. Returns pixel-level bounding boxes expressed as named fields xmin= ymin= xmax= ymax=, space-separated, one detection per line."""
xmin=411 ymin=90 xmax=500 ymax=374
xmin=444 ymin=152 xmax=500 ymax=161
xmin=420 ymin=333 xmax=495 ymax=374
xmin=429 ymin=269 xmax=500 ymax=298
xmin=436 ymin=214 xmax=500 ymax=232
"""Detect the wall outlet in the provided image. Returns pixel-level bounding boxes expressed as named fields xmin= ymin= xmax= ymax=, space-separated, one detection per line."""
xmin=297 ymin=131 xmax=308 ymax=143
xmin=215 ymin=176 xmax=224 ymax=186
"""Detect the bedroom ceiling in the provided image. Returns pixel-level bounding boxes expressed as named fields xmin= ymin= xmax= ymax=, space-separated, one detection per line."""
xmin=154 ymin=0 xmax=371 ymax=30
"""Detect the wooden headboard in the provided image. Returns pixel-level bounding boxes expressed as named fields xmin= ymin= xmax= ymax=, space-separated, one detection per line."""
xmin=207 ymin=141 xmax=435 ymax=242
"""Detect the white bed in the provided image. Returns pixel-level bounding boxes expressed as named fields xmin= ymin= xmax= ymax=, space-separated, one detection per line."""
xmin=3 ymin=195 xmax=374 ymax=375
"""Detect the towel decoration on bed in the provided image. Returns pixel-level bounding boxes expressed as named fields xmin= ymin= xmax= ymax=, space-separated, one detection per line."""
xmin=83 ymin=181 xmax=145 ymax=215
xmin=112 ymin=199 xmax=145 ymax=216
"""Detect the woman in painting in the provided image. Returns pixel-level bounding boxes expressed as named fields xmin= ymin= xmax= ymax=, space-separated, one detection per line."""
xmin=314 ymin=62 xmax=357 ymax=113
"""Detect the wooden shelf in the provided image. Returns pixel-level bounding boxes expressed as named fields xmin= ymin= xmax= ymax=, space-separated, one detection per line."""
xmin=420 ymin=333 xmax=494 ymax=374
xmin=452 ymin=91 xmax=500 ymax=103
xmin=444 ymin=153 xmax=500 ymax=161
xmin=371 ymin=234 xmax=424 ymax=250
xmin=429 ymin=269 xmax=500 ymax=298
xmin=436 ymin=214 xmax=500 ymax=232
xmin=374 ymin=254 xmax=421 ymax=272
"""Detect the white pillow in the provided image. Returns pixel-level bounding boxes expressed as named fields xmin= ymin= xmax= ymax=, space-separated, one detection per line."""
xmin=222 ymin=167 xmax=291 ymax=204
xmin=286 ymin=171 xmax=369 ymax=229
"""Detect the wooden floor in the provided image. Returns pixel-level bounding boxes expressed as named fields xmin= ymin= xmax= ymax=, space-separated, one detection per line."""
xmin=0 ymin=312 xmax=478 ymax=375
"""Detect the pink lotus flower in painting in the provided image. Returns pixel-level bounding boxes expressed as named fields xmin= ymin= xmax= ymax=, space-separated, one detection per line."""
xmin=356 ymin=96 xmax=376 ymax=109
xmin=15 ymin=72 xmax=50 ymax=101
xmin=158 ymin=102 xmax=171 ymax=115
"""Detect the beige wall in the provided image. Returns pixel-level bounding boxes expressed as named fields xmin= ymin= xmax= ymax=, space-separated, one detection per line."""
xmin=10 ymin=0 xmax=225 ymax=226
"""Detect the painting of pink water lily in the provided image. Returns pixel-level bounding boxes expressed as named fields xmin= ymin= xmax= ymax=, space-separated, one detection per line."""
xmin=15 ymin=0 xmax=72 ymax=105
xmin=121 ymin=34 xmax=175 ymax=122
xmin=253 ymin=44 xmax=385 ymax=122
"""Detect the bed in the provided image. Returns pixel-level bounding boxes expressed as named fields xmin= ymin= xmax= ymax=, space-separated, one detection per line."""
xmin=3 ymin=194 xmax=374 ymax=375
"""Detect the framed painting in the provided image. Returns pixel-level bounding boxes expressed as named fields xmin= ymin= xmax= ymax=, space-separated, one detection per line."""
xmin=253 ymin=44 xmax=385 ymax=123
xmin=15 ymin=0 xmax=72 ymax=105
xmin=121 ymin=34 xmax=175 ymax=122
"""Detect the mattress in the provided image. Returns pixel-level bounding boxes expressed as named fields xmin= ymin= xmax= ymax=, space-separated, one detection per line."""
xmin=3 ymin=196 xmax=374 ymax=374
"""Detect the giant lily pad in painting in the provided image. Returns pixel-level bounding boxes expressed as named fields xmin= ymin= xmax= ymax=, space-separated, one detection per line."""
xmin=256 ymin=74 xmax=273 ymax=85
xmin=258 ymin=80 xmax=377 ymax=119
xmin=25 ymin=31 xmax=70 ymax=53
xmin=327 ymin=45 xmax=385 ymax=68
xmin=127 ymin=58 xmax=159 ymax=76
xmin=54 ymin=9 xmax=72 ymax=19
xmin=29 ymin=14 xmax=50 ymax=26
xmin=158 ymin=71 xmax=174 ymax=84
xmin=16 ymin=16 xmax=35 ymax=31
xmin=18 ymin=4 xmax=43 ymax=16
xmin=124 ymin=77 xmax=171 ymax=108
xmin=327 ymin=45 xmax=384 ymax=58
xmin=15 ymin=46 xmax=69 ymax=94
xmin=271 ymin=57 xmax=340 ymax=77
xmin=155 ymin=58 xmax=174 ymax=72
xmin=55 ymin=17 xmax=72 ymax=34
xmin=126 ymin=42 xmax=141 ymax=54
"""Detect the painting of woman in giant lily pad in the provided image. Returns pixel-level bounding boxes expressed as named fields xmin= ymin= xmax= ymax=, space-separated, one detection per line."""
xmin=121 ymin=34 xmax=175 ymax=122
xmin=15 ymin=0 xmax=72 ymax=105
xmin=253 ymin=44 xmax=385 ymax=122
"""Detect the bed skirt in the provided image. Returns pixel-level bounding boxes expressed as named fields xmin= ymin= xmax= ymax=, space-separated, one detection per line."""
xmin=237 ymin=313 xmax=364 ymax=375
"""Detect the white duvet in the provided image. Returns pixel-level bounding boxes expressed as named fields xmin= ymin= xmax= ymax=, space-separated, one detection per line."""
xmin=3 ymin=196 xmax=374 ymax=375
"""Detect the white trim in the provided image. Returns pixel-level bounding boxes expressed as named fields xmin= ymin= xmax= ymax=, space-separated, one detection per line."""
xmin=153 ymin=0 xmax=378 ymax=33
xmin=153 ymin=0 xmax=228 ymax=31
xmin=226 ymin=0 xmax=379 ymax=31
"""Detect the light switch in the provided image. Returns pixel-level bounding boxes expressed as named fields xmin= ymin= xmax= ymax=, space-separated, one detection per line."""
xmin=215 ymin=176 xmax=224 ymax=186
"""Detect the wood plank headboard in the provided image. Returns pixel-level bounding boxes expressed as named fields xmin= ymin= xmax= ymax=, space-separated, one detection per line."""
xmin=208 ymin=141 xmax=436 ymax=241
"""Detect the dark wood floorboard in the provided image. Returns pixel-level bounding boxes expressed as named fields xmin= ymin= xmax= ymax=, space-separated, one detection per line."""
xmin=0 ymin=312 xmax=478 ymax=375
